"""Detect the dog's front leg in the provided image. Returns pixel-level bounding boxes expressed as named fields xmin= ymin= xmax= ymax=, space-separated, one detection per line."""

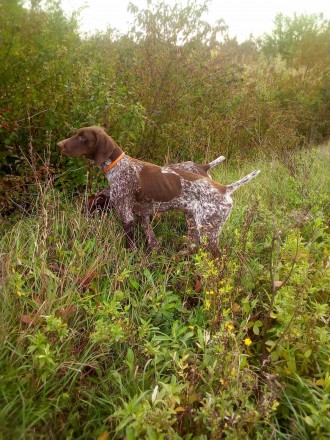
xmin=139 ymin=214 xmax=160 ymax=250
xmin=185 ymin=212 xmax=200 ymax=248
xmin=118 ymin=209 xmax=137 ymax=251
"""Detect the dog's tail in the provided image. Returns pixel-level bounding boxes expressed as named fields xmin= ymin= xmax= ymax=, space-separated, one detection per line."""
xmin=208 ymin=155 xmax=226 ymax=169
xmin=226 ymin=169 xmax=260 ymax=194
xmin=199 ymin=155 xmax=225 ymax=174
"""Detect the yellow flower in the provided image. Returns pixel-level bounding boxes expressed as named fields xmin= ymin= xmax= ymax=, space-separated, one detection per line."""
xmin=244 ymin=337 xmax=252 ymax=346
xmin=205 ymin=299 xmax=211 ymax=310
xmin=206 ymin=290 xmax=215 ymax=295
xmin=225 ymin=323 xmax=235 ymax=331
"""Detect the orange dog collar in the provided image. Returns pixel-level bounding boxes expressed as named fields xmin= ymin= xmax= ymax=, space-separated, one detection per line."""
xmin=103 ymin=152 xmax=125 ymax=174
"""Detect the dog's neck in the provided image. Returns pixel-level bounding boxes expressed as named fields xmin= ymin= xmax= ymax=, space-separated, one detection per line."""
xmin=100 ymin=145 xmax=125 ymax=174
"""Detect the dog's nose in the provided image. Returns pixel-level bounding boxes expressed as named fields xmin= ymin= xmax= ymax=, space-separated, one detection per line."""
xmin=57 ymin=141 xmax=64 ymax=149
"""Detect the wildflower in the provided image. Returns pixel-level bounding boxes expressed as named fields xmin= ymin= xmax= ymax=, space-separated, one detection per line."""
xmin=225 ymin=323 xmax=235 ymax=331
xmin=205 ymin=290 xmax=215 ymax=295
xmin=205 ymin=299 xmax=211 ymax=310
xmin=244 ymin=337 xmax=252 ymax=346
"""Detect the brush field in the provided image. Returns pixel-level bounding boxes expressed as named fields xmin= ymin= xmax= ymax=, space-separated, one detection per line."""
xmin=1 ymin=146 xmax=329 ymax=439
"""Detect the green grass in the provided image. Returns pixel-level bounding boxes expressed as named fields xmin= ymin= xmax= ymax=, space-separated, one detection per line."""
xmin=1 ymin=146 xmax=329 ymax=439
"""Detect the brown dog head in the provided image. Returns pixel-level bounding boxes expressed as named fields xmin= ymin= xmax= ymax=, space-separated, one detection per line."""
xmin=57 ymin=126 xmax=120 ymax=165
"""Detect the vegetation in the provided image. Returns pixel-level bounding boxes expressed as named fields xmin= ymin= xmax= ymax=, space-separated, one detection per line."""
xmin=0 ymin=1 xmax=329 ymax=439
xmin=1 ymin=146 xmax=329 ymax=439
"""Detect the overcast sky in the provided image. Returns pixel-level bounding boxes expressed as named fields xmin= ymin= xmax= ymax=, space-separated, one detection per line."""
xmin=61 ymin=0 xmax=330 ymax=41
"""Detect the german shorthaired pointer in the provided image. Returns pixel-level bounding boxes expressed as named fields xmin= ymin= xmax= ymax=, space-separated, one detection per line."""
xmin=84 ymin=155 xmax=225 ymax=214
xmin=58 ymin=126 xmax=260 ymax=257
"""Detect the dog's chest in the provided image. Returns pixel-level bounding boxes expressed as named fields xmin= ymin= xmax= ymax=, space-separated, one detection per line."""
xmin=105 ymin=159 xmax=141 ymax=201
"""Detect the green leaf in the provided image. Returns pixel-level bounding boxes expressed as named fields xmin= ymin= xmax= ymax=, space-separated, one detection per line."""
xmin=129 ymin=279 xmax=139 ymax=290
xmin=265 ymin=340 xmax=275 ymax=347
xmin=304 ymin=415 xmax=314 ymax=427
xmin=243 ymin=302 xmax=251 ymax=314
xmin=253 ymin=325 xmax=260 ymax=335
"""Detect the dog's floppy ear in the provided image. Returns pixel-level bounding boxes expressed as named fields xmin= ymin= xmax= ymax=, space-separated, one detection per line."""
xmin=93 ymin=129 xmax=116 ymax=165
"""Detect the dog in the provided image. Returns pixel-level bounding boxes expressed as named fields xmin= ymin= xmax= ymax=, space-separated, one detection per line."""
xmin=58 ymin=126 xmax=259 ymax=256
xmin=84 ymin=155 xmax=225 ymax=214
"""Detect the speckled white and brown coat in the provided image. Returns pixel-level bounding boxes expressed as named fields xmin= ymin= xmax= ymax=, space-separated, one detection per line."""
xmin=83 ymin=155 xmax=226 ymax=214
xmin=58 ymin=126 xmax=260 ymax=257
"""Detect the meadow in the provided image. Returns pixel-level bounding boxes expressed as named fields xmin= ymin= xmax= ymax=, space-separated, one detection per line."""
xmin=1 ymin=145 xmax=329 ymax=439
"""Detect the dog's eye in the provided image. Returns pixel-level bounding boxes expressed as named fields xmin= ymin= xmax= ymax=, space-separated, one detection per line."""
xmin=78 ymin=133 xmax=86 ymax=141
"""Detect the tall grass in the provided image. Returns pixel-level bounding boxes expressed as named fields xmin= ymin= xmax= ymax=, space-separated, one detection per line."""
xmin=1 ymin=146 xmax=329 ymax=439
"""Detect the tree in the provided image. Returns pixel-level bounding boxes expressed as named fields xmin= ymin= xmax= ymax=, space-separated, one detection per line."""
xmin=260 ymin=13 xmax=330 ymax=68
